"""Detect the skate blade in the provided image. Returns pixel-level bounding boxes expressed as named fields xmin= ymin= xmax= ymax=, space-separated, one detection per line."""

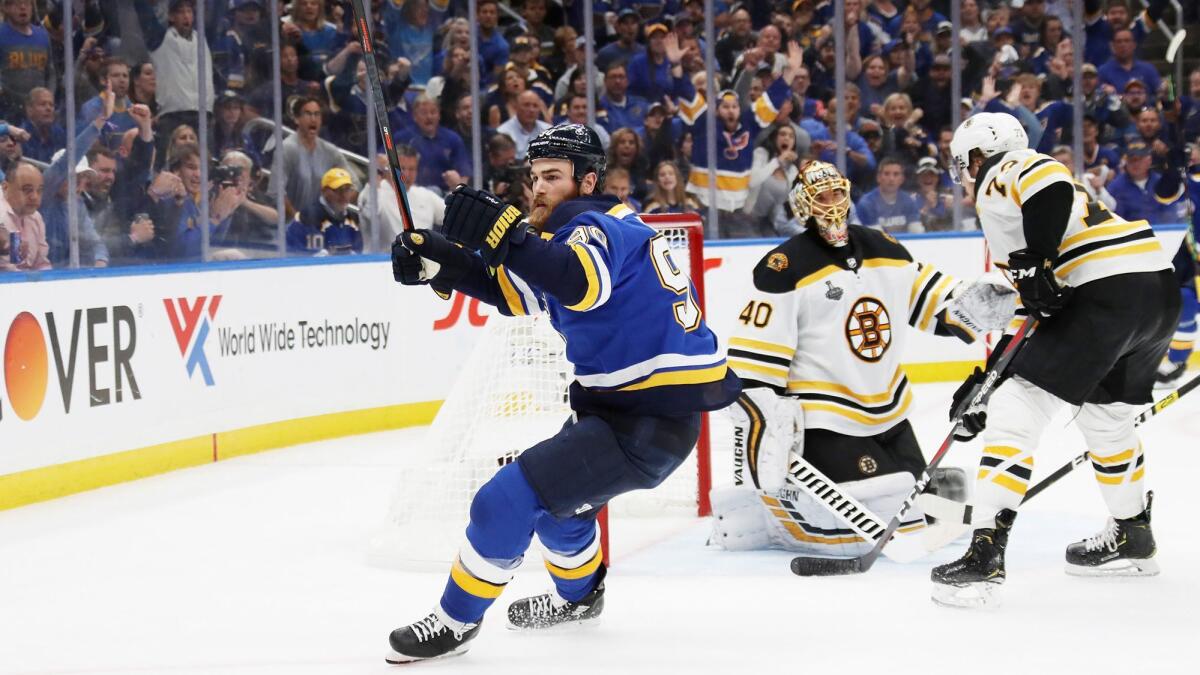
xmin=1065 ymin=557 xmax=1160 ymax=577
xmin=931 ymin=581 xmax=1002 ymax=609
xmin=505 ymin=616 xmax=602 ymax=633
xmin=384 ymin=643 xmax=472 ymax=665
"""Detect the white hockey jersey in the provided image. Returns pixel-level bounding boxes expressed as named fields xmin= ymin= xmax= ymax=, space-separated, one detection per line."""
xmin=728 ymin=226 xmax=976 ymax=437
xmin=974 ymin=149 xmax=1171 ymax=288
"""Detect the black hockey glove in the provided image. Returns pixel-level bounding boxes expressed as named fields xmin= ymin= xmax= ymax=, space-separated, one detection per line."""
xmin=441 ymin=184 xmax=529 ymax=267
xmin=949 ymin=366 xmax=989 ymax=442
xmin=1006 ymin=248 xmax=1073 ymax=320
xmin=392 ymin=229 xmax=472 ymax=288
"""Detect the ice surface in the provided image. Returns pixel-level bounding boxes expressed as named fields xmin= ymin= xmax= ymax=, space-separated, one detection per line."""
xmin=1 ymin=383 xmax=1197 ymax=674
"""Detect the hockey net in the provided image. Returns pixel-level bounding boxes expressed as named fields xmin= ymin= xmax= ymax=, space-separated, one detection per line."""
xmin=369 ymin=214 xmax=711 ymax=568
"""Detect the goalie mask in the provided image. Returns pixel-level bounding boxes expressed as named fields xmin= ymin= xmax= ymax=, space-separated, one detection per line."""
xmin=790 ymin=160 xmax=851 ymax=247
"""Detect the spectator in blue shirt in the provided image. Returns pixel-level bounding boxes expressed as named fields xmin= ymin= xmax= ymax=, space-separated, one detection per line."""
xmin=856 ymin=157 xmax=923 ymax=234
xmin=18 ymin=87 xmax=64 ymax=163
xmin=148 ymin=144 xmax=239 ymax=262
xmin=1081 ymin=114 xmax=1121 ymax=173
xmin=387 ymin=0 xmax=437 ymax=86
xmin=397 ymin=94 xmax=471 ymax=193
xmin=1098 ymin=29 xmax=1162 ymax=101
xmin=79 ymin=58 xmax=136 ymax=142
xmin=1108 ymin=141 xmax=1181 ymax=225
xmin=627 ymin=25 xmax=690 ymax=103
xmin=287 ymin=167 xmax=362 ymax=255
xmin=1082 ymin=0 xmax=1161 ymax=65
xmin=596 ymin=9 xmax=646 ymax=73
xmin=598 ymin=63 xmax=650 ymax=135
xmin=476 ymin=0 xmax=510 ymax=85
xmin=288 ymin=0 xmax=348 ymax=72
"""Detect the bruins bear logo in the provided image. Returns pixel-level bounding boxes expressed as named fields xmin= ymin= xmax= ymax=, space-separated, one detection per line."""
xmin=845 ymin=297 xmax=892 ymax=362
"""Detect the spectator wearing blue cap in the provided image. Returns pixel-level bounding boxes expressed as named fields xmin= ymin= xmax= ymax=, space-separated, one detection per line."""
xmin=1108 ymin=141 xmax=1181 ymax=225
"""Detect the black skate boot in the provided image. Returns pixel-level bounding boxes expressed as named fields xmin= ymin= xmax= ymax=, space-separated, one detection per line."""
xmin=507 ymin=564 xmax=606 ymax=630
xmin=386 ymin=607 xmax=480 ymax=664
xmin=1154 ymin=359 xmax=1186 ymax=389
xmin=930 ymin=508 xmax=1016 ymax=609
xmin=1065 ymin=491 xmax=1159 ymax=577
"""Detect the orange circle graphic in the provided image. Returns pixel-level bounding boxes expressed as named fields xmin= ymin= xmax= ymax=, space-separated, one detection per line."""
xmin=4 ymin=311 xmax=48 ymax=421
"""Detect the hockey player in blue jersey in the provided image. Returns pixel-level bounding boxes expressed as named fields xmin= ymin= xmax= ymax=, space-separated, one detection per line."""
xmin=385 ymin=124 xmax=740 ymax=663
xmin=1153 ymin=141 xmax=1199 ymax=387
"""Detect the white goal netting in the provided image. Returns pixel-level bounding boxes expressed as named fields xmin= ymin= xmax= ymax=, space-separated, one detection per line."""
xmin=368 ymin=217 xmax=710 ymax=569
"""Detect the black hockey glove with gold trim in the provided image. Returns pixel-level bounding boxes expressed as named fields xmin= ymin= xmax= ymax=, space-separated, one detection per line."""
xmin=441 ymin=184 xmax=528 ymax=267
xmin=1006 ymin=248 xmax=1073 ymax=320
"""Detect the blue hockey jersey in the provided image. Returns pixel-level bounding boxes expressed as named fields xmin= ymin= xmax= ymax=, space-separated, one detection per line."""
xmin=453 ymin=195 xmax=740 ymax=416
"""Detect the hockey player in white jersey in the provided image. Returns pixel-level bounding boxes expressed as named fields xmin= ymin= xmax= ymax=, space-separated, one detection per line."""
xmin=710 ymin=159 xmax=1015 ymax=558
xmin=932 ymin=112 xmax=1180 ymax=607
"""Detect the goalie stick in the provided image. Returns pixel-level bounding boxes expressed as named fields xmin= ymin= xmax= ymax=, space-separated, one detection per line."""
xmin=783 ymin=456 xmax=963 ymax=563
xmin=790 ymin=317 xmax=1037 ymax=577
xmin=920 ymin=370 xmax=1200 ymax=526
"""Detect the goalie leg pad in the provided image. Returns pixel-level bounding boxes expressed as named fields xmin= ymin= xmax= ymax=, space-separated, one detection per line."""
xmin=728 ymin=389 xmax=802 ymax=491
xmin=762 ymin=472 xmax=921 ymax=556
xmin=710 ymin=486 xmax=774 ymax=551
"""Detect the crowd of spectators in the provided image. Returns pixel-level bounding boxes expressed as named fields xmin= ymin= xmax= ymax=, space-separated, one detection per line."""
xmin=0 ymin=0 xmax=1197 ymax=271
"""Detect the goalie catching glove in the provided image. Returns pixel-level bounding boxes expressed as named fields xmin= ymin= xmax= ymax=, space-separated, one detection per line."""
xmin=441 ymin=184 xmax=530 ymax=267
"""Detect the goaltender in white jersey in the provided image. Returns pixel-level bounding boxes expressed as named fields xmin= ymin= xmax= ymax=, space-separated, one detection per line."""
xmin=710 ymin=160 xmax=1015 ymax=559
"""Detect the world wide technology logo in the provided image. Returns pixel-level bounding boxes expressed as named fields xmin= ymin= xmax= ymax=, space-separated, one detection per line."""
xmin=164 ymin=296 xmax=222 ymax=386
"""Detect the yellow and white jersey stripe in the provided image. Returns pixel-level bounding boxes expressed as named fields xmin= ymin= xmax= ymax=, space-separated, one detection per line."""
xmin=975 ymin=149 xmax=1171 ymax=288
xmin=687 ymin=167 xmax=752 ymax=211
xmin=729 ymin=227 xmax=975 ymax=437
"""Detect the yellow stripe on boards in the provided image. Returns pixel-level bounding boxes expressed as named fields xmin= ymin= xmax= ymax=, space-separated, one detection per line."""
xmin=544 ymin=549 xmax=603 ymax=580
xmin=451 ymin=560 xmax=506 ymax=599
xmin=0 ymin=401 xmax=441 ymax=512
xmin=902 ymin=360 xmax=983 ymax=383
xmin=563 ymin=244 xmax=602 ymax=311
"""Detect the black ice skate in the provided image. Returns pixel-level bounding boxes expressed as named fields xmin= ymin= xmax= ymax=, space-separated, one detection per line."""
xmin=507 ymin=564 xmax=606 ymax=630
xmin=1065 ymin=492 xmax=1159 ymax=577
xmin=930 ymin=508 xmax=1016 ymax=609
xmin=1154 ymin=360 xmax=1187 ymax=389
xmin=386 ymin=608 xmax=480 ymax=664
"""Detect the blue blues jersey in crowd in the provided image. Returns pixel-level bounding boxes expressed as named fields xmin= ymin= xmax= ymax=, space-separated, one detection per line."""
xmin=457 ymin=195 xmax=739 ymax=416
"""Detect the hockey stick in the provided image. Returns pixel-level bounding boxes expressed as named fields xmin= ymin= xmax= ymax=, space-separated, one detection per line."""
xmin=784 ymin=456 xmax=962 ymax=563
xmin=790 ymin=317 xmax=1037 ymax=577
xmin=349 ymin=0 xmax=415 ymax=234
xmin=921 ymin=370 xmax=1200 ymax=526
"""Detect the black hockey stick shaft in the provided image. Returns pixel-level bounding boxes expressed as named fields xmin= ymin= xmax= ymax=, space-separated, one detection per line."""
xmin=349 ymin=0 xmax=415 ymax=233
xmin=791 ymin=317 xmax=1037 ymax=577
